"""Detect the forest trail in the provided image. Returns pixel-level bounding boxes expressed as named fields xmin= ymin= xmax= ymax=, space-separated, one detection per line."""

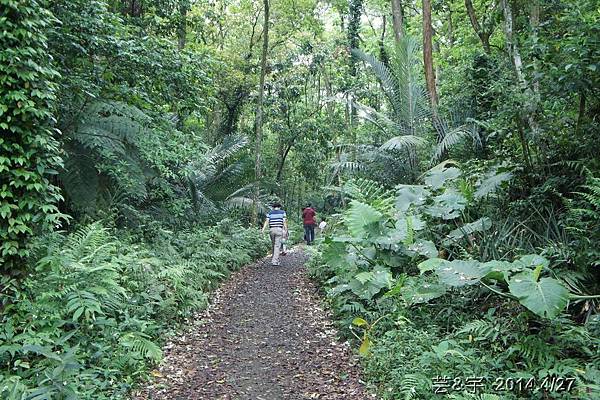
xmin=132 ymin=248 xmax=373 ymax=400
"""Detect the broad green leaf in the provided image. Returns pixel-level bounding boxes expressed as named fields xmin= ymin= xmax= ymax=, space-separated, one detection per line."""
xmin=401 ymin=277 xmax=447 ymax=305
xmin=348 ymin=266 xmax=392 ymax=300
xmin=328 ymin=284 xmax=351 ymax=297
xmin=424 ymin=167 xmax=461 ymax=189
xmin=355 ymin=271 xmax=373 ymax=284
xmin=515 ymin=254 xmax=550 ymax=270
xmin=425 ymin=190 xmax=467 ymax=220
xmin=418 ymin=258 xmax=449 ymax=274
xmin=378 ymin=251 xmax=404 ymax=267
xmin=370 ymin=266 xmax=393 ymax=289
xmin=436 ymin=260 xmax=485 ymax=287
xmin=444 ymin=217 xmax=492 ymax=244
xmin=322 ymin=241 xmax=350 ymax=268
xmin=481 ymin=260 xmax=517 ymax=282
xmin=395 ymin=185 xmax=430 ymax=212
xmin=352 ymin=317 xmax=368 ymax=327
xmin=408 ymin=240 xmax=438 ymax=258
xmin=508 ymin=272 xmax=570 ymax=319
xmin=349 ymin=279 xmax=382 ymax=300
xmin=383 ymin=215 xmax=426 ymax=246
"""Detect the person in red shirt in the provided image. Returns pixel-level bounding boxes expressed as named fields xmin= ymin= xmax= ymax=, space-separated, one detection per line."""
xmin=302 ymin=204 xmax=317 ymax=245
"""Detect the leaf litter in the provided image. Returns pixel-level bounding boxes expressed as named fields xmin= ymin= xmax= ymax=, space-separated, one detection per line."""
xmin=132 ymin=248 xmax=375 ymax=400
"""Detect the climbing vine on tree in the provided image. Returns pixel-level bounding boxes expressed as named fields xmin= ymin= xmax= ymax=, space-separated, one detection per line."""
xmin=0 ymin=0 xmax=65 ymax=271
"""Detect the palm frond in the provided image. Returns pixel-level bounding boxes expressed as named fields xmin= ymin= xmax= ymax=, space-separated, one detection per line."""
xmin=225 ymin=196 xmax=268 ymax=215
xmin=351 ymin=47 xmax=402 ymax=116
xmin=433 ymin=124 xmax=480 ymax=162
xmin=381 ymin=135 xmax=426 ymax=151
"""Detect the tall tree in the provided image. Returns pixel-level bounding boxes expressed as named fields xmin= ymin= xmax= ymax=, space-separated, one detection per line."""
xmin=178 ymin=0 xmax=190 ymax=50
xmin=422 ymin=0 xmax=438 ymax=108
xmin=464 ymin=0 xmax=492 ymax=53
xmin=501 ymin=0 xmax=535 ymax=166
xmin=347 ymin=0 xmax=363 ymax=77
xmin=347 ymin=0 xmax=364 ymax=128
xmin=391 ymin=0 xmax=404 ymax=45
xmin=253 ymin=0 xmax=270 ymax=223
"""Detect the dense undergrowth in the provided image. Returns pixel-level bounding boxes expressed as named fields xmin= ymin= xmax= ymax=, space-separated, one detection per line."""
xmin=308 ymin=166 xmax=600 ymax=400
xmin=0 ymin=221 xmax=269 ymax=399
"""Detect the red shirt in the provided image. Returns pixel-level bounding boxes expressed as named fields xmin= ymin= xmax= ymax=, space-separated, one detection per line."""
xmin=302 ymin=207 xmax=316 ymax=225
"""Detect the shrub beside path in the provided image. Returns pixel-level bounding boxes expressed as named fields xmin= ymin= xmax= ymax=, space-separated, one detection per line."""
xmin=132 ymin=248 xmax=374 ymax=400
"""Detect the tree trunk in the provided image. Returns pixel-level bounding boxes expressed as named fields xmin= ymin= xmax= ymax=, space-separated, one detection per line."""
xmin=177 ymin=0 xmax=189 ymax=50
xmin=576 ymin=91 xmax=586 ymax=135
xmin=448 ymin=7 xmax=454 ymax=47
xmin=253 ymin=0 xmax=269 ymax=224
xmin=391 ymin=0 xmax=404 ymax=46
xmin=423 ymin=0 xmax=438 ymax=109
xmin=502 ymin=0 xmax=537 ymax=166
xmin=276 ymin=143 xmax=293 ymax=181
xmin=347 ymin=0 xmax=363 ymax=77
xmin=465 ymin=0 xmax=491 ymax=53
xmin=379 ymin=15 xmax=389 ymax=66
xmin=501 ymin=0 xmax=525 ymax=86
xmin=121 ymin=0 xmax=142 ymax=17
xmin=347 ymin=0 xmax=363 ymax=131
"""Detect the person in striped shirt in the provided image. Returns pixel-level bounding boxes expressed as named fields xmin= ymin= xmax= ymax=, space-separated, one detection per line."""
xmin=261 ymin=202 xmax=288 ymax=266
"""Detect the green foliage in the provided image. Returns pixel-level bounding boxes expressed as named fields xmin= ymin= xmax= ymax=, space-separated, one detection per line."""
xmin=351 ymin=37 xmax=480 ymax=177
xmin=310 ymin=162 xmax=599 ymax=399
xmin=4 ymin=0 xmax=600 ymax=397
xmin=0 ymin=222 xmax=269 ymax=399
xmin=0 ymin=0 xmax=66 ymax=271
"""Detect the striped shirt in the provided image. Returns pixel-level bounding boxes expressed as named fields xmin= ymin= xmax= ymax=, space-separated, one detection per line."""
xmin=267 ymin=209 xmax=286 ymax=229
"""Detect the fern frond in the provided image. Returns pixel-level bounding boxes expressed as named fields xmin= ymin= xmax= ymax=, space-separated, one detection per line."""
xmin=64 ymin=223 xmax=112 ymax=264
xmin=119 ymin=332 xmax=162 ymax=362
xmin=457 ymin=320 xmax=501 ymax=342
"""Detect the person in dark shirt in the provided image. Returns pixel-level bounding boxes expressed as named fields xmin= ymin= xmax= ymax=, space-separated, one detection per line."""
xmin=302 ymin=204 xmax=316 ymax=245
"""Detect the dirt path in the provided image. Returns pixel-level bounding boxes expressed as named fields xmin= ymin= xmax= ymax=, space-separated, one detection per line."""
xmin=132 ymin=247 xmax=374 ymax=400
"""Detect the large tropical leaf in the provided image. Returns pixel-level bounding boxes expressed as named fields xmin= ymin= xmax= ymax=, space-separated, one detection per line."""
xmin=433 ymin=123 xmax=480 ymax=162
xmin=480 ymin=260 xmax=520 ymax=282
xmin=381 ymin=135 xmax=427 ymax=151
xmin=401 ymin=276 xmax=447 ymax=305
xmin=395 ymin=185 xmax=430 ymax=212
xmin=417 ymin=257 xmax=450 ymax=274
xmin=407 ymin=239 xmax=438 ymax=258
xmin=443 ymin=217 xmax=492 ymax=244
xmin=348 ymin=266 xmax=393 ymax=300
xmin=435 ymin=260 xmax=486 ymax=287
xmin=351 ymin=48 xmax=402 ymax=116
xmin=424 ymin=166 xmax=462 ymax=189
xmin=425 ymin=189 xmax=467 ymax=220
xmin=61 ymin=100 xmax=153 ymax=211
xmin=508 ymin=271 xmax=570 ymax=319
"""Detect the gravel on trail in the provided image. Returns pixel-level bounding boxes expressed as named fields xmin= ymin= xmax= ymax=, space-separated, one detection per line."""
xmin=132 ymin=247 xmax=375 ymax=400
